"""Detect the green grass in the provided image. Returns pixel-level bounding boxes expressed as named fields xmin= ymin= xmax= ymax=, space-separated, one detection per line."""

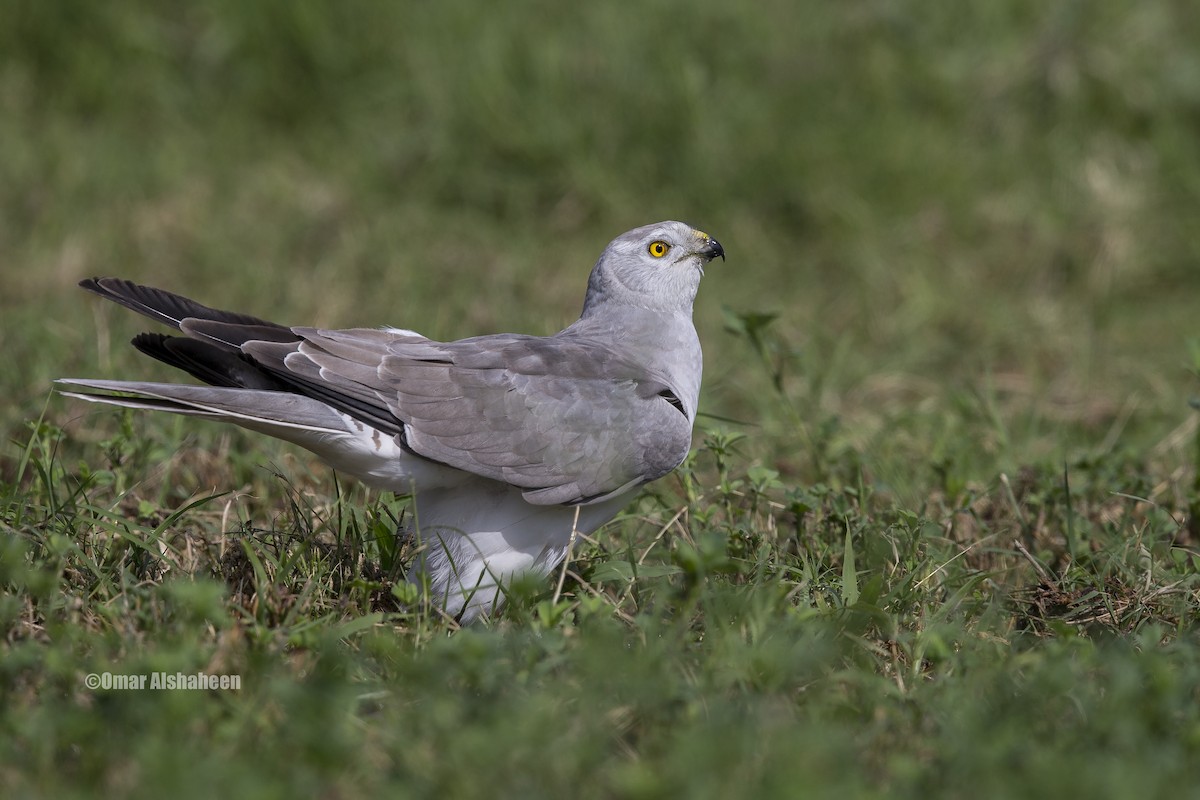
xmin=3 ymin=1 xmax=1200 ymax=797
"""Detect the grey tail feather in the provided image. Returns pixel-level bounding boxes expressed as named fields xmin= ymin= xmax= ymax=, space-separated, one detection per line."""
xmin=80 ymin=277 xmax=289 ymax=332
xmin=55 ymin=379 xmax=350 ymax=435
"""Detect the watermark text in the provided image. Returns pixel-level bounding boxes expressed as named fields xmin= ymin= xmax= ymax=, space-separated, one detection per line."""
xmin=84 ymin=672 xmax=241 ymax=691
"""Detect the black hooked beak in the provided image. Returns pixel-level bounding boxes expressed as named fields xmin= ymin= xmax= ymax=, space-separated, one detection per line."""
xmin=699 ymin=237 xmax=725 ymax=262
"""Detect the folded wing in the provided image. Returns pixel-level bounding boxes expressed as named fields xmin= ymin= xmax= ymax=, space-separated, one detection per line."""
xmin=242 ymin=329 xmax=692 ymax=505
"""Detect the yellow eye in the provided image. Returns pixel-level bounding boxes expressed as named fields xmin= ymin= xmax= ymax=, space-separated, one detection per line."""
xmin=648 ymin=241 xmax=670 ymax=258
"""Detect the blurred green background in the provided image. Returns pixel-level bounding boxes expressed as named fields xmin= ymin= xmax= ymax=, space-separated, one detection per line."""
xmin=4 ymin=0 xmax=1199 ymax=487
xmin=4 ymin=2 xmax=1200 ymax=797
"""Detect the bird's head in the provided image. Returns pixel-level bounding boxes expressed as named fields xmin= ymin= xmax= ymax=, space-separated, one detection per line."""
xmin=583 ymin=221 xmax=724 ymax=316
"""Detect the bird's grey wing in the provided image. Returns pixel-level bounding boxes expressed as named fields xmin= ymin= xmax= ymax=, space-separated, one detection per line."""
xmin=241 ymin=329 xmax=694 ymax=506
xmin=388 ymin=335 xmax=694 ymax=505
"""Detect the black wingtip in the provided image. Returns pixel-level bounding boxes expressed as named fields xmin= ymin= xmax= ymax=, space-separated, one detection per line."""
xmin=131 ymin=331 xmax=293 ymax=391
xmin=80 ymin=276 xmax=129 ymax=292
xmin=78 ymin=276 xmax=109 ymax=295
xmin=76 ymin=277 xmax=290 ymax=333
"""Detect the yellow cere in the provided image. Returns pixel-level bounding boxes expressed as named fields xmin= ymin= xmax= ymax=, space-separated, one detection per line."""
xmin=692 ymin=229 xmax=710 ymax=242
